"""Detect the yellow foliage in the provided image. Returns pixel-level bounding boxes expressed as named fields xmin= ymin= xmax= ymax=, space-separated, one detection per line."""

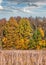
xmin=20 ymin=39 xmax=24 ymax=44
xmin=38 ymin=27 xmax=44 ymax=37
xmin=15 ymin=38 xmax=30 ymax=49
xmin=39 ymin=40 xmax=46 ymax=46
xmin=2 ymin=37 xmax=7 ymax=43
xmin=36 ymin=45 xmax=40 ymax=50
xmin=9 ymin=17 xmax=18 ymax=27
xmin=24 ymin=38 xmax=29 ymax=43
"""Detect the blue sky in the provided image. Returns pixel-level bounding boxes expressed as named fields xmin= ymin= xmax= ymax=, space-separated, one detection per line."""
xmin=0 ymin=0 xmax=46 ymax=19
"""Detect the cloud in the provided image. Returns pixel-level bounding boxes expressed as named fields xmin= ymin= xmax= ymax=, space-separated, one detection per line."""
xmin=0 ymin=0 xmax=46 ymax=18
xmin=0 ymin=0 xmax=2 ymax=3
xmin=10 ymin=5 xmax=36 ymax=14
xmin=13 ymin=2 xmax=46 ymax=14
xmin=3 ymin=0 xmax=46 ymax=3
xmin=20 ymin=7 xmax=35 ymax=13
xmin=0 ymin=6 xmax=3 ymax=9
xmin=34 ymin=2 xmax=46 ymax=6
xmin=0 ymin=0 xmax=3 ymax=9
xmin=3 ymin=2 xmax=45 ymax=14
xmin=2 ymin=0 xmax=46 ymax=11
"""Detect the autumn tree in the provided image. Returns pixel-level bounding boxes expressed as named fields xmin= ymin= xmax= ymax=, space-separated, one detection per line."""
xmin=15 ymin=18 xmax=33 ymax=49
xmin=29 ymin=26 xmax=45 ymax=49
xmin=0 ymin=18 xmax=6 ymax=49
xmin=2 ymin=17 xmax=18 ymax=49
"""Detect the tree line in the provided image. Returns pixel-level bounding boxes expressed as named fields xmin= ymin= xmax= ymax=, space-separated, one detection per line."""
xmin=0 ymin=16 xmax=46 ymax=50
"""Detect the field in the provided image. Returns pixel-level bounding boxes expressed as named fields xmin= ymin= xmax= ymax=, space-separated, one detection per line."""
xmin=0 ymin=50 xmax=46 ymax=65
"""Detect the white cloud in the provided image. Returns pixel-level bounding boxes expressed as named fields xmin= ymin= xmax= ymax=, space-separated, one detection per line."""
xmin=18 ymin=5 xmax=40 ymax=14
xmin=21 ymin=7 xmax=34 ymax=13
xmin=0 ymin=0 xmax=3 ymax=9
xmin=0 ymin=0 xmax=2 ymax=3
xmin=34 ymin=2 xmax=46 ymax=6
xmin=18 ymin=2 xmax=46 ymax=14
xmin=0 ymin=6 xmax=3 ymax=9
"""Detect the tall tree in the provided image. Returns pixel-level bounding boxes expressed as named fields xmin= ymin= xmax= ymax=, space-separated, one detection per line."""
xmin=15 ymin=18 xmax=33 ymax=49
xmin=2 ymin=17 xmax=18 ymax=49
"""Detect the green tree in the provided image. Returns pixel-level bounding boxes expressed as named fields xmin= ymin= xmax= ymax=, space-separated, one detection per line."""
xmin=29 ymin=27 xmax=43 ymax=49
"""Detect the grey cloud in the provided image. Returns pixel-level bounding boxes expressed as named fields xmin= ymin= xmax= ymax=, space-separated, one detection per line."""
xmin=28 ymin=3 xmax=38 ymax=7
xmin=3 ymin=0 xmax=46 ymax=3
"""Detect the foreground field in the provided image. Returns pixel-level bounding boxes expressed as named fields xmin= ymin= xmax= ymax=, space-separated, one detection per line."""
xmin=0 ymin=50 xmax=46 ymax=65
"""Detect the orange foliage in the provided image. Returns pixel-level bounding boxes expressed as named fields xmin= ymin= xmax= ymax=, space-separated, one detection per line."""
xmin=2 ymin=37 xmax=7 ymax=44
xmin=36 ymin=45 xmax=40 ymax=50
